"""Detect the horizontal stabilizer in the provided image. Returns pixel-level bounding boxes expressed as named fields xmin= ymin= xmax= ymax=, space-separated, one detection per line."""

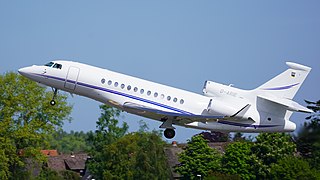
xmin=258 ymin=95 xmax=312 ymax=113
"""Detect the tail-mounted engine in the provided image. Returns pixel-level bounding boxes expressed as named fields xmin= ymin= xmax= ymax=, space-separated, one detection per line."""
xmin=203 ymin=81 xmax=238 ymax=97
xmin=203 ymin=81 xmax=253 ymax=120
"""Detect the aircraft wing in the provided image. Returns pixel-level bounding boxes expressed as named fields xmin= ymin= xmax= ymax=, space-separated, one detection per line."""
xmin=122 ymin=102 xmax=225 ymax=123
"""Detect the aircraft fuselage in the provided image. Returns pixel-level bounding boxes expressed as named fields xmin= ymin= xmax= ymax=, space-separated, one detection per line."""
xmin=18 ymin=60 xmax=312 ymax=138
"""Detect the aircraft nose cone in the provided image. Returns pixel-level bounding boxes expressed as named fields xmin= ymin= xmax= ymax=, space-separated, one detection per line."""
xmin=18 ymin=67 xmax=29 ymax=76
xmin=18 ymin=66 xmax=35 ymax=79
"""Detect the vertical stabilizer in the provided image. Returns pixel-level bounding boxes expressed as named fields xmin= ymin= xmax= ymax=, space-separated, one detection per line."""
xmin=256 ymin=62 xmax=311 ymax=99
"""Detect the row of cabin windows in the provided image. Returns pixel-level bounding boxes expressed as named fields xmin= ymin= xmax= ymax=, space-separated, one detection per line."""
xmin=102 ymin=78 xmax=185 ymax=104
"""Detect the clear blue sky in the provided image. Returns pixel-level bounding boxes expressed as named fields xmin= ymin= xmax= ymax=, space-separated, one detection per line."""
xmin=1 ymin=1 xmax=319 ymax=142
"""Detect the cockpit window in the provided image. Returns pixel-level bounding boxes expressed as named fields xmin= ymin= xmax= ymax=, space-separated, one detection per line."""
xmin=45 ymin=62 xmax=54 ymax=67
xmin=53 ymin=63 xmax=62 ymax=69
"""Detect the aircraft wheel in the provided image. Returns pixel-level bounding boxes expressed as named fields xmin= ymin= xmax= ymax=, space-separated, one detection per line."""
xmin=164 ymin=129 xmax=175 ymax=139
xmin=50 ymin=100 xmax=56 ymax=106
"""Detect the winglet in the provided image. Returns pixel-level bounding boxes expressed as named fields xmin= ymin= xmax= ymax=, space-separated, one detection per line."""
xmin=286 ymin=62 xmax=311 ymax=72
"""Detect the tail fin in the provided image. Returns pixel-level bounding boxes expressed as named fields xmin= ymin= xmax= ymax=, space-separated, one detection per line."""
xmin=255 ymin=62 xmax=311 ymax=99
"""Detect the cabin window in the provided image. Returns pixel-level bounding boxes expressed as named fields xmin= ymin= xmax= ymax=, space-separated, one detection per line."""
xmin=114 ymin=82 xmax=118 ymax=87
xmin=154 ymin=92 xmax=158 ymax=97
xmin=173 ymin=97 xmax=178 ymax=102
xmin=101 ymin=78 xmax=106 ymax=84
xmin=147 ymin=91 xmax=151 ymax=96
xmin=127 ymin=85 xmax=131 ymax=91
xmin=140 ymin=89 xmax=144 ymax=94
xmin=121 ymin=84 xmax=125 ymax=89
xmin=108 ymin=80 xmax=112 ymax=85
xmin=134 ymin=87 xmax=138 ymax=92
xmin=160 ymin=94 xmax=165 ymax=99
xmin=167 ymin=96 xmax=171 ymax=101
xmin=180 ymin=99 xmax=184 ymax=104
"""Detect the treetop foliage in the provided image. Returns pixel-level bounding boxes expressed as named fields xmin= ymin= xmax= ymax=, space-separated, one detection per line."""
xmin=253 ymin=133 xmax=295 ymax=166
xmin=221 ymin=142 xmax=255 ymax=179
xmin=177 ymin=132 xmax=319 ymax=179
xmin=175 ymin=135 xmax=221 ymax=179
xmin=296 ymin=100 xmax=320 ymax=170
xmin=0 ymin=72 xmax=72 ymax=179
xmin=86 ymin=105 xmax=168 ymax=179
xmin=269 ymin=156 xmax=320 ymax=180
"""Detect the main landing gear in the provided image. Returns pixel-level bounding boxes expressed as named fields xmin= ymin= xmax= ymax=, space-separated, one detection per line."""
xmin=160 ymin=118 xmax=176 ymax=139
xmin=50 ymin=88 xmax=58 ymax=106
xmin=164 ymin=129 xmax=175 ymax=139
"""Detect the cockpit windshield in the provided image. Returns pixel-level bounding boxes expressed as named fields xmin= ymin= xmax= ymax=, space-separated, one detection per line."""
xmin=53 ymin=63 xmax=62 ymax=69
xmin=44 ymin=62 xmax=62 ymax=69
xmin=45 ymin=62 xmax=54 ymax=67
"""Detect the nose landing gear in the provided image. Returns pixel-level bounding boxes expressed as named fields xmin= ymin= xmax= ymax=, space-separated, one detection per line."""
xmin=50 ymin=99 xmax=56 ymax=106
xmin=50 ymin=88 xmax=58 ymax=106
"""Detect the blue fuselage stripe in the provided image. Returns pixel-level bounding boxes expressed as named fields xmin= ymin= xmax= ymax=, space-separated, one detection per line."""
xmin=37 ymin=73 xmax=193 ymax=115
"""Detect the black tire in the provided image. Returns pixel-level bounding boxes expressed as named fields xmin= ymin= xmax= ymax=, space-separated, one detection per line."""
xmin=50 ymin=100 xmax=56 ymax=106
xmin=164 ymin=129 xmax=175 ymax=139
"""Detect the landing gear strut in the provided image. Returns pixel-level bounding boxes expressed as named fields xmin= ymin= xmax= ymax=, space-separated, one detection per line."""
xmin=160 ymin=118 xmax=176 ymax=139
xmin=50 ymin=88 xmax=58 ymax=106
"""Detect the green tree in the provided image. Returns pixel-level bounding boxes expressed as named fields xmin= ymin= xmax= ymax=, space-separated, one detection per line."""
xmin=175 ymin=135 xmax=221 ymax=179
xmin=133 ymin=131 xmax=169 ymax=179
xmin=101 ymin=131 xmax=169 ymax=180
xmin=252 ymin=133 xmax=296 ymax=178
xmin=46 ymin=130 xmax=90 ymax=154
xmin=253 ymin=133 xmax=295 ymax=165
xmin=101 ymin=132 xmax=138 ymax=179
xmin=0 ymin=72 xmax=72 ymax=179
xmin=87 ymin=104 xmax=128 ymax=179
xmin=232 ymin=132 xmax=247 ymax=142
xmin=87 ymin=112 xmax=169 ymax=180
xmin=269 ymin=156 xmax=320 ymax=180
xmin=296 ymin=100 xmax=320 ymax=169
xmin=221 ymin=142 xmax=256 ymax=179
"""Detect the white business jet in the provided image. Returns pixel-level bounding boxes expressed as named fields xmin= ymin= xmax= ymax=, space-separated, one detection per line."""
xmin=18 ymin=61 xmax=312 ymax=139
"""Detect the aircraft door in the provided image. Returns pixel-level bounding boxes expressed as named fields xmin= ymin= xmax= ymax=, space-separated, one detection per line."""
xmin=65 ymin=66 xmax=80 ymax=90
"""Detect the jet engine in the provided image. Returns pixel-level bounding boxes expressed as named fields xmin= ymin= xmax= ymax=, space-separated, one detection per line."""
xmin=206 ymin=99 xmax=238 ymax=116
xmin=203 ymin=81 xmax=252 ymax=119
xmin=203 ymin=81 xmax=238 ymax=98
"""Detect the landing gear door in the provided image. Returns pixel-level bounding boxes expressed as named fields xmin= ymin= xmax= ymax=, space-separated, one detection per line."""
xmin=65 ymin=66 xmax=80 ymax=91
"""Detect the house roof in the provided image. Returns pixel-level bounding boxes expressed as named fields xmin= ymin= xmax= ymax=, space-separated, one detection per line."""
xmin=47 ymin=153 xmax=88 ymax=171
xmin=64 ymin=154 xmax=87 ymax=170
xmin=41 ymin=150 xmax=59 ymax=156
